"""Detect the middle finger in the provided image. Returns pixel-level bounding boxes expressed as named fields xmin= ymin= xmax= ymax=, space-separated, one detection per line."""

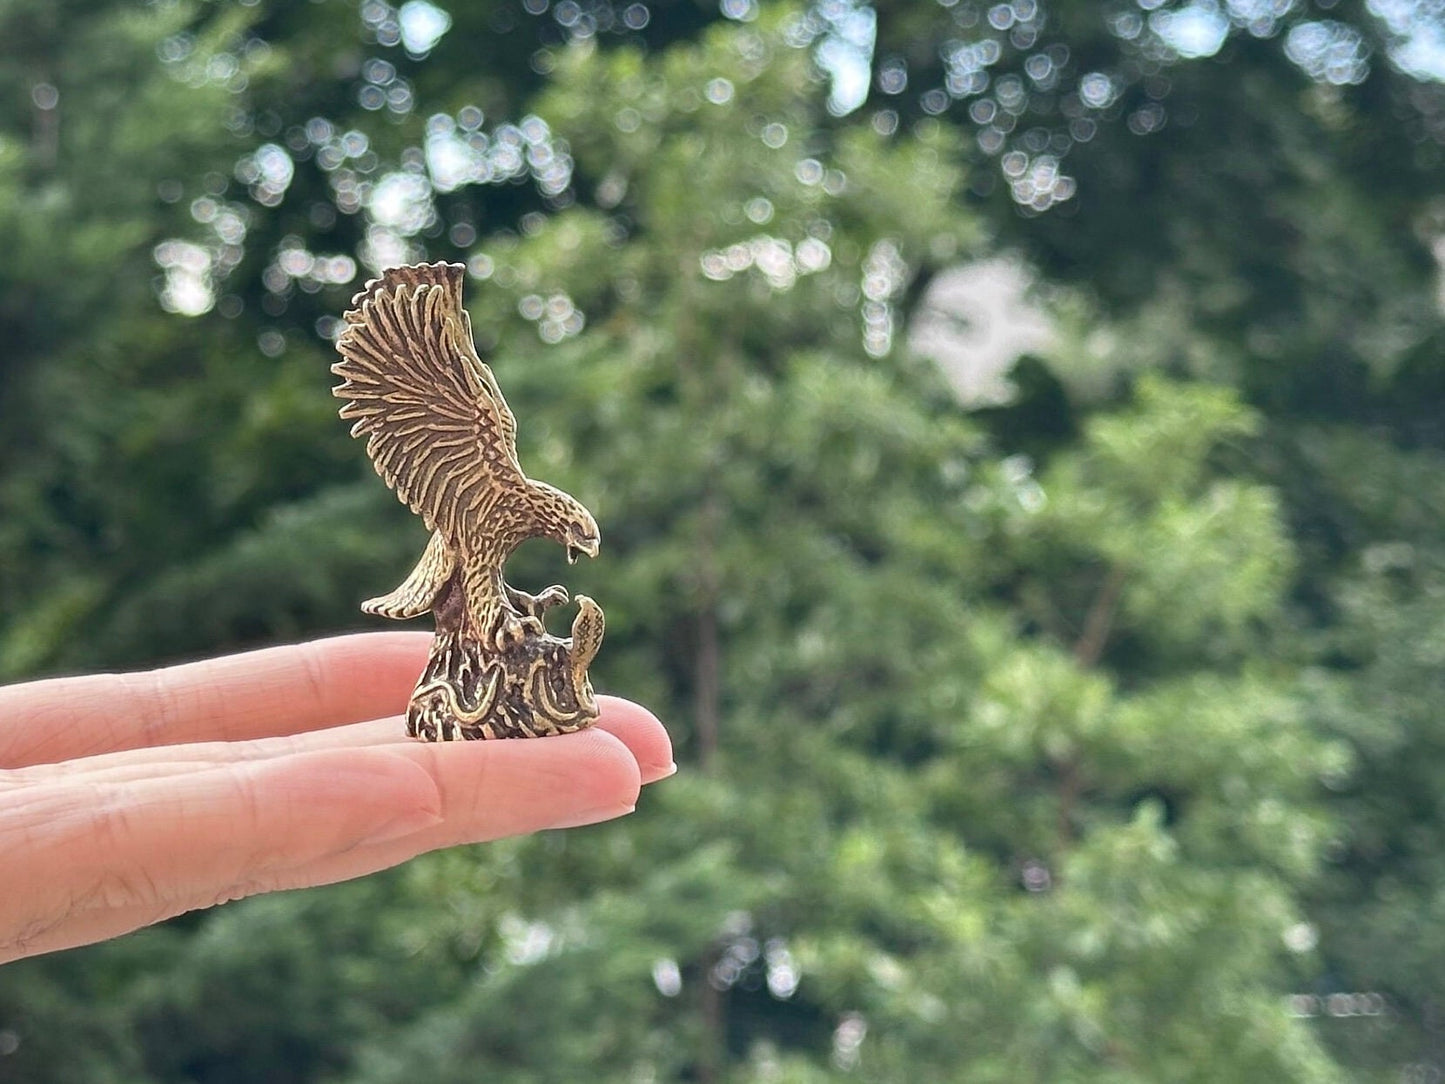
xmin=1 ymin=697 xmax=675 ymax=788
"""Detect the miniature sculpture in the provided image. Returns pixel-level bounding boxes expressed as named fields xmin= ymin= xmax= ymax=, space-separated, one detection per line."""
xmin=332 ymin=262 xmax=604 ymax=740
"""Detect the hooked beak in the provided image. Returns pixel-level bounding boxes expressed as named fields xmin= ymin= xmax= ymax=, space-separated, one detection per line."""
xmin=566 ymin=538 xmax=599 ymax=565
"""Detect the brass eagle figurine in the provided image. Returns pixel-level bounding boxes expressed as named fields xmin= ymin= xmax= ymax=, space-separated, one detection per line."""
xmin=332 ymin=262 xmax=604 ymax=740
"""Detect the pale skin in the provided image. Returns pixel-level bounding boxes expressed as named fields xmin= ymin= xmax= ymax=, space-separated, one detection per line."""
xmin=0 ymin=631 xmax=674 ymax=965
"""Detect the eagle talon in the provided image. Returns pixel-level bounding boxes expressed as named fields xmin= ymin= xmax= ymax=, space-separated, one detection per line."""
xmin=494 ymin=613 xmax=545 ymax=650
xmin=506 ymin=582 xmax=569 ymax=619
xmin=534 ymin=584 xmax=570 ymax=611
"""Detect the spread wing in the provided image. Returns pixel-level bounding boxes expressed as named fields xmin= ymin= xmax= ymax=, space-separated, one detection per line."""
xmin=332 ymin=263 xmax=523 ymax=547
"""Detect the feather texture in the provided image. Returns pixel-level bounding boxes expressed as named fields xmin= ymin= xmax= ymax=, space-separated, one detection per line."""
xmin=332 ymin=262 xmax=522 ymax=548
xmin=361 ymin=529 xmax=454 ymax=619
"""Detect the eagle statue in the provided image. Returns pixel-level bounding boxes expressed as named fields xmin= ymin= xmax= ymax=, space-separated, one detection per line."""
xmin=332 ymin=262 xmax=605 ymax=740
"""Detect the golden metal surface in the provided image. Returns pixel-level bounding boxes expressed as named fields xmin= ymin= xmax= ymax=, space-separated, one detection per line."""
xmin=332 ymin=262 xmax=604 ymax=740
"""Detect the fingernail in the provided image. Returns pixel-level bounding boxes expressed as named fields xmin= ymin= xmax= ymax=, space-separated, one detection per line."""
xmin=647 ymin=761 xmax=678 ymax=782
xmin=550 ymin=802 xmax=636 ymax=831
xmin=364 ymin=807 xmax=445 ymax=845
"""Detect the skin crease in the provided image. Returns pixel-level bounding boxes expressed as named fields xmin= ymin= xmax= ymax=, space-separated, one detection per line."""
xmin=0 ymin=631 xmax=674 ymax=964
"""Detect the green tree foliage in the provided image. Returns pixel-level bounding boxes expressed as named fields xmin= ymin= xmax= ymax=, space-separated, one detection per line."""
xmin=2 ymin=0 xmax=1445 ymax=1080
xmin=868 ymin=0 xmax=1445 ymax=411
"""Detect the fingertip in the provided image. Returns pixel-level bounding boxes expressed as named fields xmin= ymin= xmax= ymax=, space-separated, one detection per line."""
xmin=594 ymin=696 xmax=674 ymax=785
xmin=552 ymin=725 xmax=644 ymax=812
xmin=389 ymin=725 xmax=642 ymax=841
xmin=596 ymin=695 xmax=665 ymax=730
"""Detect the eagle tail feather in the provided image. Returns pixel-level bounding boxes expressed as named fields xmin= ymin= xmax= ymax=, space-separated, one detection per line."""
xmin=362 ymin=530 xmax=456 ymax=620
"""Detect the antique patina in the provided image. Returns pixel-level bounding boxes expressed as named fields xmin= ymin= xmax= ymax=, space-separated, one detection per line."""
xmin=332 ymin=262 xmax=604 ymax=740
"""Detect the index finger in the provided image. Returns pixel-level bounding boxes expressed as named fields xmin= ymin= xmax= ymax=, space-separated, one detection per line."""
xmin=0 ymin=632 xmax=432 ymax=769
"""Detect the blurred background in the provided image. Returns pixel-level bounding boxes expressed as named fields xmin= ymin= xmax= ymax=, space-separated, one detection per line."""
xmin=1 ymin=0 xmax=1443 ymax=1079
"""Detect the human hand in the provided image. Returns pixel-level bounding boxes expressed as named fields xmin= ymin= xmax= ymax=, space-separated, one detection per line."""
xmin=0 ymin=632 xmax=673 ymax=964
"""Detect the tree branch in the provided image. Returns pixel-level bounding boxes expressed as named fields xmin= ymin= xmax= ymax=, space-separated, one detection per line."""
xmin=1073 ymin=563 xmax=1127 ymax=670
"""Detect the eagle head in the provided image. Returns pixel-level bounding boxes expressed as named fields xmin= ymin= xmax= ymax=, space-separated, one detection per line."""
xmin=530 ymin=482 xmax=600 ymax=564
xmin=563 ymin=508 xmax=600 ymax=565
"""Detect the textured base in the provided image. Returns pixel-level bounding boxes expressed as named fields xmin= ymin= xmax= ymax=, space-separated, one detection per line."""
xmin=406 ymin=625 xmax=599 ymax=740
